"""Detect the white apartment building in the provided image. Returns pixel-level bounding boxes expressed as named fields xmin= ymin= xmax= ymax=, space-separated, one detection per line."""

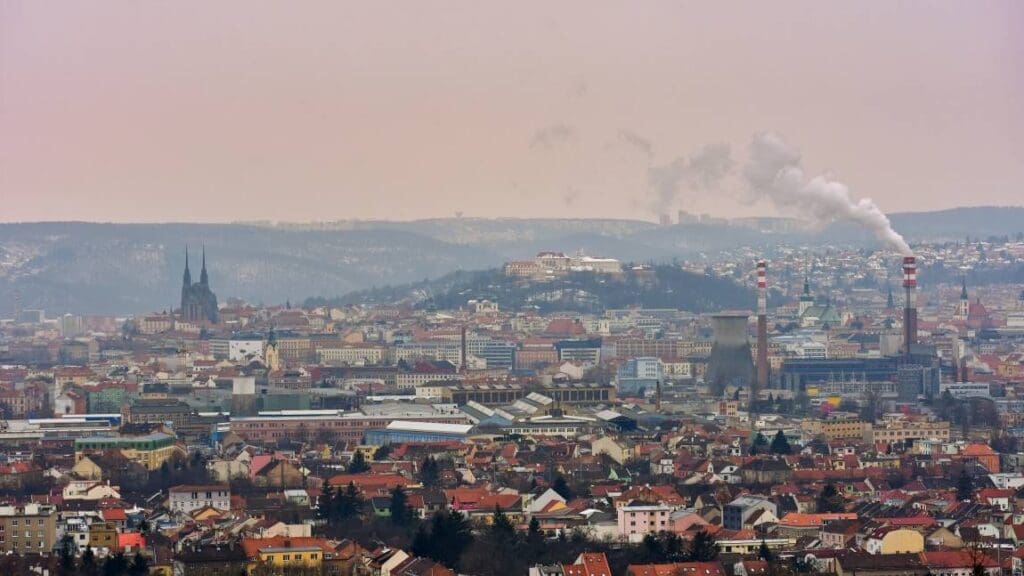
xmin=168 ymin=484 xmax=231 ymax=513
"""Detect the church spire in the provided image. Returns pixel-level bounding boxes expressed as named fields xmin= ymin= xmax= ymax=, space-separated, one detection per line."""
xmin=200 ymin=245 xmax=209 ymax=286
xmin=960 ymin=275 xmax=968 ymax=300
xmin=887 ymin=285 xmax=895 ymax=309
xmin=183 ymin=245 xmax=192 ymax=286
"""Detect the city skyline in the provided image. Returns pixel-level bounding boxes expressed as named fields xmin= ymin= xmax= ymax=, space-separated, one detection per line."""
xmin=2 ymin=3 xmax=1024 ymax=575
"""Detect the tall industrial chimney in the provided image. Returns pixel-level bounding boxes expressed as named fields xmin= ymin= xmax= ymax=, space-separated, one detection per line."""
xmin=460 ymin=325 xmax=468 ymax=372
xmin=902 ymin=256 xmax=918 ymax=356
xmin=755 ymin=261 xmax=769 ymax=405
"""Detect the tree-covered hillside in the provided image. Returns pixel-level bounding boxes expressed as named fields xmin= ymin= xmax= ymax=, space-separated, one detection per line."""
xmin=308 ymin=265 xmax=760 ymax=314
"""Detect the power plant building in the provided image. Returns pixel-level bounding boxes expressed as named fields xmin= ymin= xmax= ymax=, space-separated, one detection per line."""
xmin=616 ymin=357 xmax=662 ymax=396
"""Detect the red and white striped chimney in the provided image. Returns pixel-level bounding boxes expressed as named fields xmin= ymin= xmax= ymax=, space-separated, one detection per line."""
xmin=755 ymin=261 xmax=769 ymax=399
xmin=902 ymin=256 xmax=918 ymax=355
xmin=756 ymin=261 xmax=767 ymax=316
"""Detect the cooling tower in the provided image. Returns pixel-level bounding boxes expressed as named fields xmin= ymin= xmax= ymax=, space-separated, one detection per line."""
xmin=707 ymin=313 xmax=755 ymax=397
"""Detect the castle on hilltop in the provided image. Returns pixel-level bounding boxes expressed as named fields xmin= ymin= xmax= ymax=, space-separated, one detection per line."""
xmin=180 ymin=246 xmax=218 ymax=324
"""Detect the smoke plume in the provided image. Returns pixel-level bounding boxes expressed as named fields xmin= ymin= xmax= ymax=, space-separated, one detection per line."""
xmin=743 ymin=132 xmax=912 ymax=255
xmin=647 ymin=143 xmax=732 ymax=212
xmin=530 ymin=123 xmax=577 ymax=148
xmin=618 ymin=129 xmax=655 ymax=158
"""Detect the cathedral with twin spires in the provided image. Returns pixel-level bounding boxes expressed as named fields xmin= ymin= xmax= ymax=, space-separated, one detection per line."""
xmin=180 ymin=246 xmax=218 ymax=324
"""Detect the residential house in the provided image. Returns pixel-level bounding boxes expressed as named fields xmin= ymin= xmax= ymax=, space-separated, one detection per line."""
xmin=169 ymin=484 xmax=231 ymax=514
xmin=618 ymin=503 xmax=672 ymax=543
xmin=723 ymin=496 xmax=778 ymax=531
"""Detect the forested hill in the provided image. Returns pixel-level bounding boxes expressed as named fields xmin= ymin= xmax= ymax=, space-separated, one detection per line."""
xmin=306 ymin=265 xmax=761 ymax=314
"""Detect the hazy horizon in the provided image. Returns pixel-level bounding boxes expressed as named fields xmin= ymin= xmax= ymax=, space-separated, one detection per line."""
xmin=4 ymin=203 xmax=1024 ymax=227
xmin=3 ymin=1 xmax=1022 ymax=223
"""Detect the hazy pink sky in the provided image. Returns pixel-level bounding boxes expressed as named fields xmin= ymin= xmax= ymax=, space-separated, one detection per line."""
xmin=2 ymin=1 xmax=1022 ymax=223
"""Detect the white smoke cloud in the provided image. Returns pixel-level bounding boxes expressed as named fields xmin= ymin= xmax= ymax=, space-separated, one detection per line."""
xmin=618 ymin=129 xmax=655 ymax=158
xmin=743 ymin=132 xmax=912 ymax=256
xmin=647 ymin=143 xmax=732 ymax=213
xmin=530 ymin=123 xmax=577 ymax=149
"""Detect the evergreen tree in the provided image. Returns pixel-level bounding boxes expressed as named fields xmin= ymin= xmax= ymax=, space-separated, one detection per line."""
xmin=465 ymin=506 xmax=523 ymax=576
xmin=412 ymin=523 xmax=431 ymax=557
xmin=817 ymin=482 xmax=845 ymax=513
xmin=330 ymin=485 xmax=345 ymax=520
xmin=687 ymin=529 xmax=720 ymax=562
xmin=317 ymin=477 xmax=334 ymax=520
xmin=348 ymin=450 xmax=370 ymax=474
xmin=526 ymin=516 xmax=545 ymax=558
xmin=420 ymin=456 xmax=440 ymax=487
xmin=751 ymin=432 xmax=769 ymax=455
xmin=339 ymin=481 xmax=363 ymax=519
xmin=957 ymin=469 xmax=974 ymax=501
xmin=490 ymin=505 xmax=515 ymax=537
xmin=389 ymin=485 xmax=412 ymax=526
xmin=552 ymin=475 xmax=575 ymax=500
xmin=81 ymin=545 xmax=98 ymax=576
xmin=102 ymin=552 xmax=128 ymax=576
xmin=423 ymin=509 xmax=474 ymax=570
xmin=770 ymin=430 xmax=792 ymax=455
xmin=373 ymin=443 xmax=393 ymax=461
xmin=58 ymin=534 xmax=76 ymax=575
xmin=641 ymin=532 xmax=686 ymax=563
xmin=758 ymin=539 xmax=774 ymax=562
xmin=127 ymin=554 xmax=149 ymax=576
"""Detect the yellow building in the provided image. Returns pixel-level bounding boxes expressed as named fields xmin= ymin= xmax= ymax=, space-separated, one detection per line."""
xmin=88 ymin=522 xmax=119 ymax=551
xmin=242 ymin=537 xmax=330 ymax=575
xmin=71 ymin=455 xmax=104 ymax=480
xmin=265 ymin=337 xmax=281 ymax=371
xmin=868 ymin=419 xmax=950 ymax=444
xmin=866 ymin=527 xmax=924 ymax=555
xmin=802 ymin=418 xmax=871 ymax=442
xmin=74 ymin=432 xmax=185 ymax=471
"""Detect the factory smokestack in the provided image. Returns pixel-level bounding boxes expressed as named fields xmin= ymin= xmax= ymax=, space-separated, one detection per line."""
xmin=755 ymin=261 xmax=769 ymax=406
xmin=460 ymin=325 xmax=468 ymax=372
xmin=902 ymin=256 xmax=918 ymax=356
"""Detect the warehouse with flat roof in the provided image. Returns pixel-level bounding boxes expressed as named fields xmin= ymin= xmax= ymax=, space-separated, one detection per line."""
xmin=364 ymin=420 xmax=474 ymax=446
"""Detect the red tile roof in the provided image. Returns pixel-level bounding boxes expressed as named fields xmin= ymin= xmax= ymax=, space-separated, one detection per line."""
xmin=240 ymin=537 xmax=333 ymax=559
xmin=101 ymin=508 xmax=128 ymax=522
xmin=922 ymin=551 xmax=998 ymax=569
xmin=629 ymin=562 xmax=726 ymax=576
xmin=779 ymin=513 xmax=858 ymax=528
xmin=117 ymin=532 xmax=146 ymax=551
xmin=328 ymin=473 xmax=410 ymax=490
xmin=564 ymin=553 xmax=612 ymax=576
